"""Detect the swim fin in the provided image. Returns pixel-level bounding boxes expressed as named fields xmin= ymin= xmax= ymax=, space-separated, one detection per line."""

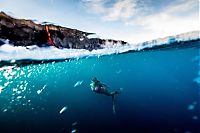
xmin=111 ymin=89 xmax=122 ymax=114
xmin=112 ymin=95 xmax=116 ymax=115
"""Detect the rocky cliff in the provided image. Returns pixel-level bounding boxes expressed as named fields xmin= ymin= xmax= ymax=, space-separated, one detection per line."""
xmin=0 ymin=12 xmax=128 ymax=50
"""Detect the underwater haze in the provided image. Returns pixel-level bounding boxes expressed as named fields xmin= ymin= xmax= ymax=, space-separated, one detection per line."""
xmin=0 ymin=40 xmax=200 ymax=133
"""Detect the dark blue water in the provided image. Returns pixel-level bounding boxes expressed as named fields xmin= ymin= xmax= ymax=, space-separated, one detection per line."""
xmin=0 ymin=41 xmax=200 ymax=133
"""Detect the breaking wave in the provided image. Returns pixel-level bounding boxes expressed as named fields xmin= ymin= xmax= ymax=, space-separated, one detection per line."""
xmin=0 ymin=31 xmax=199 ymax=65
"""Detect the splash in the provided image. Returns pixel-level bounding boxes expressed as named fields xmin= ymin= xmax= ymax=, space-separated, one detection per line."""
xmin=0 ymin=31 xmax=199 ymax=62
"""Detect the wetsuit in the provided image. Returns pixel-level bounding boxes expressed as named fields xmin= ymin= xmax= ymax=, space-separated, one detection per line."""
xmin=90 ymin=80 xmax=120 ymax=114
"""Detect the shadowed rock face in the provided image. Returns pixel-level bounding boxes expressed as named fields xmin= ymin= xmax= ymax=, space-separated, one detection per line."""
xmin=0 ymin=12 xmax=128 ymax=50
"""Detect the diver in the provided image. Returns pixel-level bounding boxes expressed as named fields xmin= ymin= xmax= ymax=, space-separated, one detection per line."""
xmin=90 ymin=77 xmax=121 ymax=114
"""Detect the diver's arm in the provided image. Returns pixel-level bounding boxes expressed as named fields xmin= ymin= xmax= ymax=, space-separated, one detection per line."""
xmin=90 ymin=82 xmax=95 ymax=91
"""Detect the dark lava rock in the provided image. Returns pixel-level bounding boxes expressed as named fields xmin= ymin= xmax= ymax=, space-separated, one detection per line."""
xmin=0 ymin=12 xmax=128 ymax=50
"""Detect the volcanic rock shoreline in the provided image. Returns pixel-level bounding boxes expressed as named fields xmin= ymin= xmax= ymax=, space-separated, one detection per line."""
xmin=0 ymin=12 xmax=127 ymax=50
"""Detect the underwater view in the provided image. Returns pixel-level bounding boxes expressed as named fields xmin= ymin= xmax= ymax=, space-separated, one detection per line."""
xmin=0 ymin=39 xmax=200 ymax=133
xmin=0 ymin=0 xmax=199 ymax=133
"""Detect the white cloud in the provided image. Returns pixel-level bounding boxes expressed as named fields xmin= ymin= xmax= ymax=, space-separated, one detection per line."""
xmin=82 ymin=0 xmax=106 ymax=13
xmin=124 ymin=0 xmax=199 ymax=43
xmin=83 ymin=0 xmax=199 ymax=43
xmin=103 ymin=0 xmax=137 ymax=21
xmin=166 ymin=0 xmax=197 ymax=15
xmin=82 ymin=0 xmax=139 ymax=21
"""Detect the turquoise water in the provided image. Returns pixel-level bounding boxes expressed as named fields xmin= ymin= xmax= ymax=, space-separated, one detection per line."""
xmin=0 ymin=41 xmax=200 ymax=133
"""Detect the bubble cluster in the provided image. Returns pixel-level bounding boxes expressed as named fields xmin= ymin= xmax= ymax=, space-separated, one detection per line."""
xmin=0 ymin=63 xmax=52 ymax=113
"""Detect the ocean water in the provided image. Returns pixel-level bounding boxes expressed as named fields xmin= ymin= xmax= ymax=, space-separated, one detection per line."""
xmin=0 ymin=40 xmax=200 ymax=133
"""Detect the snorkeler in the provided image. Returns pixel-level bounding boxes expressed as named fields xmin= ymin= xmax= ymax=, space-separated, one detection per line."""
xmin=90 ymin=77 xmax=121 ymax=114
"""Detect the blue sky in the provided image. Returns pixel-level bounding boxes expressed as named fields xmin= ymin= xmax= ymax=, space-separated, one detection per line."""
xmin=0 ymin=0 xmax=199 ymax=43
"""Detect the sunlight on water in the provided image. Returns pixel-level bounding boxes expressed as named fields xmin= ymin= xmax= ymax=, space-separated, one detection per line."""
xmin=0 ymin=63 xmax=54 ymax=113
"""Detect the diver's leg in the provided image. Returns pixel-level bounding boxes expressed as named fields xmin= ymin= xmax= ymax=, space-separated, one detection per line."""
xmin=112 ymin=94 xmax=116 ymax=114
xmin=110 ymin=91 xmax=120 ymax=95
xmin=102 ymin=88 xmax=112 ymax=96
xmin=113 ymin=88 xmax=123 ymax=95
xmin=110 ymin=90 xmax=122 ymax=114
